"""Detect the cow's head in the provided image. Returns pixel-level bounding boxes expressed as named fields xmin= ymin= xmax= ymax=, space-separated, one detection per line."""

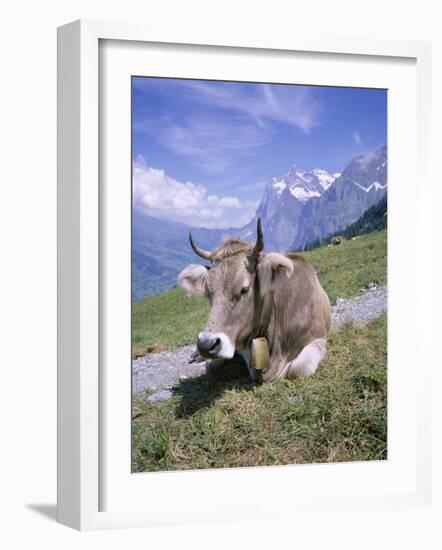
xmin=177 ymin=219 xmax=294 ymax=359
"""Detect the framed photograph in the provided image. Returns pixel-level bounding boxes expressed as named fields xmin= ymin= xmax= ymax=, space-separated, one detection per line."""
xmin=57 ymin=20 xmax=433 ymax=530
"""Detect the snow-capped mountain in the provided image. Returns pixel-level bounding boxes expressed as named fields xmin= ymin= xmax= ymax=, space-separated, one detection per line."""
xmin=293 ymin=145 xmax=387 ymax=249
xmin=239 ymin=166 xmax=340 ymax=251
xmin=270 ymin=167 xmax=340 ymax=201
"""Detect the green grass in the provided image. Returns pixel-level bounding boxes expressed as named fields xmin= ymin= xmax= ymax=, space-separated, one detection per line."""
xmin=304 ymin=230 xmax=387 ymax=305
xmin=132 ymin=287 xmax=210 ymax=356
xmin=132 ymin=231 xmax=388 ymax=471
xmin=132 ymin=230 xmax=387 ymax=356
xmin=132 ymin=315 xmax=387 ymax=471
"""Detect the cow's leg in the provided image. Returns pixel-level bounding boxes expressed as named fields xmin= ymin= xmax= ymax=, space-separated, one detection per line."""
xmin=286 ymin=338 xmax=326 ymax=378
xmin=260 ymin=356 xmax=289 ymax=383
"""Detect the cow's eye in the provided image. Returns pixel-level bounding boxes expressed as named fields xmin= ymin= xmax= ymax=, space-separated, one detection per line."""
xmin=240 ymin=286 xmax=249 ymax=295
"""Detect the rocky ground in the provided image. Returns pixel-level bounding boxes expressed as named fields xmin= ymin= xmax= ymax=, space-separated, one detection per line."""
xmin=331 ymin=283 xmax=387 ymax=327
xmin=132 ymin=284 xmax=387 ymax=401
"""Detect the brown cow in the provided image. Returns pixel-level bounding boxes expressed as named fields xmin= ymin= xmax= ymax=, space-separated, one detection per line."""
xmin=178 ymin=219 xmax=331 ymax=382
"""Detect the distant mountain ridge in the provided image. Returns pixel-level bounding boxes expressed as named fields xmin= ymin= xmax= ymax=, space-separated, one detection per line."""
xmin=132 ymin=146 xmax=387 ymax=301
xmin=132 ymin=211 xmax=228 ymax=300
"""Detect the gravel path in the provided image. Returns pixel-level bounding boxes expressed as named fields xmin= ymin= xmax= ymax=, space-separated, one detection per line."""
xmin=133 ymin=344 xmax=207 ymax=397
xmin=331 ymin=283 xmax=387 ymax=327
xmin=133 ymin=284 xmax=387 ymax=399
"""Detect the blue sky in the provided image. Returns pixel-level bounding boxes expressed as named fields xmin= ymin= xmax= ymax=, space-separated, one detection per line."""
xmin=132 ymin=77 xmax=387 ymax=228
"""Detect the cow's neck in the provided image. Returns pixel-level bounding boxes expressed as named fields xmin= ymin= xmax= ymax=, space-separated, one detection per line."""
xmin=251 ymin=289 xmax=274 ymax=342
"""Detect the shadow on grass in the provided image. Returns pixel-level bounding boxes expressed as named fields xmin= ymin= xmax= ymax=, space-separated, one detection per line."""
xmin=173 ymin=353 xmax=256 ymax=418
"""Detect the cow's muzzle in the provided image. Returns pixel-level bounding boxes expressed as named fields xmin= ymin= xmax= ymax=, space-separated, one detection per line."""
xmin=197 ymin=332 xmax=235 ymax=359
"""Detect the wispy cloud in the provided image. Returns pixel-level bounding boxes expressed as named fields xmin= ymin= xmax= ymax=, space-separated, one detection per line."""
xmin=135 ymin=113 xmax=271 ymax=174
xmin=352 ymin=131 xmax=362 ymax=146
xmin=133 ymin=78 xmax=322 ymax=173
xmin=141 ymin=79 xmax=323 ymax=134
xmin=133 ymin=156 xmax=258 ymax=228
xmin=236 ymin=180 xmax=268 ymax=193
xmin=332 ymin=132 xmax=385 ymax=171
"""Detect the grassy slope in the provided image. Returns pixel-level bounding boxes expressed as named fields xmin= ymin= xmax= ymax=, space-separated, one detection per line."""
xmin=132 ymin=315 xmax=387 ymax=471
xmin=132 ymin=287 xmax=210 ymax=355
xmin=132 ymin=230 xmax=388 ymax=472
xmin=308 ymin=229 xmax=387 ymax=305
xmin=132 ymin=230 xmax=387 ymax=356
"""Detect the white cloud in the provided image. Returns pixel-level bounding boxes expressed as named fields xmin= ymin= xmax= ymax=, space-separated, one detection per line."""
xmin=133 ymin=156 xmax=258 ymax=229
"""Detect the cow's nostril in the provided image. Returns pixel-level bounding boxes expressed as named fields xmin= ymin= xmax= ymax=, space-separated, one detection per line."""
xmin=197 ymin=334 xmax=222 ymax=357
xmin=210 ymin=338 xmax=221 ymax=351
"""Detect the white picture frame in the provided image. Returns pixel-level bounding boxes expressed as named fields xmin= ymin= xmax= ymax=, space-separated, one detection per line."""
xmin=57 ymin=19 xmax=433 ymax=531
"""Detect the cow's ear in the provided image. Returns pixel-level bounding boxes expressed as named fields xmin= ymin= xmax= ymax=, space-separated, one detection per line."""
xmin=257 ymin=253 xmax=294 ymax=295
xmin=177 ymin=264 xmax=209 ymax=296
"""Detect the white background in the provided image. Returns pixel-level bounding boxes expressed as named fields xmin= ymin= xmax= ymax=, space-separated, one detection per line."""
xmin=1 ymin=1 xmax=441 ymax=548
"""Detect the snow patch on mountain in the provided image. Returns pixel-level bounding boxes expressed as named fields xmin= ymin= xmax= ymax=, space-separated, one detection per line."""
xmin=290 ymin=187 xmax=321 ymax=201
xmin=271 ymin=178 xmax=287 ymax=195
xmin=312 ymin=168 xmax=337 ymax=191
xmin=353 ymin=180 xmax=387 ymax=193
xmin=269 ymin=165 xmax=338 ymax=204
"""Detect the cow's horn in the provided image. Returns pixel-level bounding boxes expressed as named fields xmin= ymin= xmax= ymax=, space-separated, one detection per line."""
xmin=253 ymin=218 xmax=264 ymax=255
xmin=189 ymin=232 xmax=212 ymax=260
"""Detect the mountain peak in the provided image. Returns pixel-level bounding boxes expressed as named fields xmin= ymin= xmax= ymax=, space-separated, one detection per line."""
xmin=269 ymin=176 xmax=287 ymax=196
xmin=341 ymin=145 xmax=388 ymax=192
xmin=311 ymin=168 xmax=338 ymax=191
xmin=353 ymin=145 xmax=387 ymax=170
xmin=268 ymin=165 xmax=338 ymax=203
